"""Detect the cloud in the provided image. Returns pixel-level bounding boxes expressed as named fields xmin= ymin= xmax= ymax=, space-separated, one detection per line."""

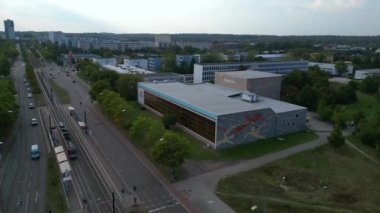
xmin=309 ymin=0 xmax=366 ymax=10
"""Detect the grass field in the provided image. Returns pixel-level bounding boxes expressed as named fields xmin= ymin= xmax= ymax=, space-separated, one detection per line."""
xmin=216 ymin=145 xmax=380 ymax=213
xmin=340 ymin=91 xmax=379 ymax=121
xmin=49 ymin=79 xmax=70 ymax=104
xmin=347 ymin=135 xmax=379 ymax=160
xmin=46 ymin=154 xmax=67 ymax=213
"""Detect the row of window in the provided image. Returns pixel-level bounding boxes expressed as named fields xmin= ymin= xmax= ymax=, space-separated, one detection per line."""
xmin=144 ymin=91 xmax=216 ymax=142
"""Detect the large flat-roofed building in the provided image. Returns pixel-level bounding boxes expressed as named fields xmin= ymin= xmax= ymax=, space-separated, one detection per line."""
xmin=137 ymin=82 xmax=307 ymax=149
xmin=215 ymin=71 xmax=282 ymax=100
xmin=194 ymin=60 xmax=308 ymax=83
xmin=354 ymin=69 xmax=380 ymax=79
xmin=124 ymin=58 xmax=148 ymax=70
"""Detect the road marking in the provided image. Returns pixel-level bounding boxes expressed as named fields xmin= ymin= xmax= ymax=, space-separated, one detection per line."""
xmin=25 ymin=192 xmax=29 ymax=213
xmin=35 ymin=191 xmax=39 ymax=203
xmin=148 ymin=201 xmax=179 ymax=213
xmin=0 ymin=154 xmax=10 ymax=183
xmin=28 ymin=180 xmax=31 ymax=189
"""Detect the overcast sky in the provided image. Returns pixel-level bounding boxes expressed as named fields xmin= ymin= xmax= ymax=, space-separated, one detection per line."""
xmin=1 ymin=0 xmax=379 ymax=35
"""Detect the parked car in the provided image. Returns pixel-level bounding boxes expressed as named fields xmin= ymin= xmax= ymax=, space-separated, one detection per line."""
xmin=27 ymin=93 xmax=32 ymax=98
xmin=29 ymin=103 xmax=34 ymax=109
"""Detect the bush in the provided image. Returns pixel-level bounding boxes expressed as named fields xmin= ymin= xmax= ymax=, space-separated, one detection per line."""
xmin=161 ymin=114 xmax=177 ymax=129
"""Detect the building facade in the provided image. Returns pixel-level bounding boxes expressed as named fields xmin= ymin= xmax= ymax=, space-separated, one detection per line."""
xmin=175 ymin=55 xmax=201 ymax=67
xmin=354 ymin=69 xmax=380 ymax=79
xmin=309 ymin=62 xmax=353 ymax=76
xmin=215 ymin=71 xmax=282 ymax=100
xmin=124 ymin=58 xmax=148 ymax=70
xmin=194 ymin=61 xmax=308 ymax=83
xmin=48 ymin=31 xmax=64 ymax=45
xmin=148 ymin=56 xmax=161 ymax=71
xmin=3 ymin=19 xmax=15 ymax=40
xmin=137 ymin=82 xmax=307 ymax=149
xmin=154 ymin=34 xmax=172 ymax=48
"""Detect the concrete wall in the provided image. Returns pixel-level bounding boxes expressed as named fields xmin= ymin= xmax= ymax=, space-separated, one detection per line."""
xmin=275 ymin=109 xmax=307 ymax=135
xmin=246 ymin=77 xmax=282 ymax=100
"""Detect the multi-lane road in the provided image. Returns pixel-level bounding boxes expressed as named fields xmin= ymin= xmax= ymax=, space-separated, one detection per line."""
xmin=44 ymin=61 xmax=190 ymax=212
xmin=0 ymin=45 xmax=47 ymax=213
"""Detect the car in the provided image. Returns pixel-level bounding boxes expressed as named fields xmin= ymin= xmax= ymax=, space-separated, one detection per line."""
xmin=31 ymin=144 xmax=40 ymax=160
xmin=29 ymin=103 xmax=34 ymax=109
xmin=58 ymin=121 xmax=65 ymax=129
xmin=31 ymin=118 xmax=38 ymax=126
xmin=27 ymin=87 xmax=31 ymax=92
xmin=23 ymin=78 xmax=27 ymax=83
xmin=72 ymin=80 xmax=76 ymax=83
xmin=66 ymin=73 xmax=69 ymax=76
xmin=25 ymin=82 xmax=29 ymax=86
xmin=27 ymin=93 xmax=32 ymax=98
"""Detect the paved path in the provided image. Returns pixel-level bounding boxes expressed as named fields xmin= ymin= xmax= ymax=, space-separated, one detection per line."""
xmin=175 ymin=112 xmax=334 ymax=213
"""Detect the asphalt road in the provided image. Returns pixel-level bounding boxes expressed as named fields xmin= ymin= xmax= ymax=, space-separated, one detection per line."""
xmin=0 ymin=46 xmax=47 ymax=213
xmin=46 ymin=62 xmax=188 ymax=212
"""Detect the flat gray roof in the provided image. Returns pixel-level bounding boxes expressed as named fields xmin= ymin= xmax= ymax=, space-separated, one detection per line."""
xmin=356 ymin=69 xmax=380 ymax=73
xmin=219 ymin=70 xmax=282 ymax=79
xmin=139 ymin=82 xmax=306 ymax=119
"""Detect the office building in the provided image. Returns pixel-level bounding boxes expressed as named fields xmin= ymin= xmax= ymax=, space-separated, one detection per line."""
xmin=3 ymin=19 xmax=15 ymax=40
xmin=137 ymin=82 xmax=307 ymax=149
xmin=124 ymin=58 xmax=148 ymax=70
xmin=309 ymin=62 xmax=353 ymax=76
xmin=148 ymin=56 xmax=161 ymax=71
xmin=215 ymin=71 xmax=282 ymax=100
xmin=354 ymin=69 xmax=380 ymax=80
xmin=194 ymin=61 xmax=308 ymax=83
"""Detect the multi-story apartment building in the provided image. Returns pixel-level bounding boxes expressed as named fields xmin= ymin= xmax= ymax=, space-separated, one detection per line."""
xmin=4 ymin=19 xmax=15 ymax=40
xmin=154 ymin=34 xmax=171 ymax=48
xmin=48 ymin=31 xmax=64 ymax=45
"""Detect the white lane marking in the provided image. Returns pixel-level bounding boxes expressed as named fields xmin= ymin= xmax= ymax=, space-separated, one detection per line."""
xmin=0 ymin=154 xmax=10 ymax=183
xmin=25 ymin=192 xmax=29 ymax=213
xmin=148 ymin=201 xmax=179 ymax=213
xmin=35 ymin=191 xmax=39 ymax=203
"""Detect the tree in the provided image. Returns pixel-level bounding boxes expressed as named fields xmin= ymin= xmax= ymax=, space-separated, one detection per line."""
xmin=332 ymin=109 xmax=345 ymax=128
xmin=162 ymin=114 xmax=177 ymax=129
xmin=328 ymin=125 xmax=345 ymax=148
xmin=317 ymin=99 xmax=333 ymax=121
xmin=335 ymin=61 xmax=348 ymax=76
xmin=116 ymin=74 xmax=143 ymax=101
xmin=89 ymin=80 xmax=110 ymax=100
xmin=161 ymin=53 xmax=176 ymax=72
xmin=360 ymin=76 xmax=379 ymax=94
xmin=150 ymin=131 xmax=189 ymax=180
xmin=297 ymin=85 xmax=319 ymax=110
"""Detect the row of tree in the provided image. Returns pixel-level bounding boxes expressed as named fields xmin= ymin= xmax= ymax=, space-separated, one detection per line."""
xmin=0 ymin=39 xmax=18 ymax=136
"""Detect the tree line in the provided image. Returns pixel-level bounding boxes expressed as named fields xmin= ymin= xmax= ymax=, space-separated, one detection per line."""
xmin=0 ymin=39 xmax=18 ymax=136
xmin=76 ymin=60 xmax=190 ymax=178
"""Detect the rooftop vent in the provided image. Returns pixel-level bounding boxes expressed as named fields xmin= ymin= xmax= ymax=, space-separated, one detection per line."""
xmin=241 ymin=91 xmax=259 ymax=103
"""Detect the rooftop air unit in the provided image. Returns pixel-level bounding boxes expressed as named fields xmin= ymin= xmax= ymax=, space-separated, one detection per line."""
xmin=241 ymin=91 xmax=259 ymax=103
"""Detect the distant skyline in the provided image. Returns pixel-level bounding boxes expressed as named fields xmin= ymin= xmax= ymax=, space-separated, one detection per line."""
xmin=1 ymin=0 xmax=380 ymax=36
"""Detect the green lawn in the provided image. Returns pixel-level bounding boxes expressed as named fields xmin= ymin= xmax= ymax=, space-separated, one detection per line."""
xmin=49 ymin=79 xmax=70 ymax=104
xmin=186 ymin=131 xmax=318 ymax=160
xmin=46 ymin=154 xmax=67 ymax=213
xmin=340 ymin=91 xmax=379 ymax=121
xmin=217 ymin=145 xmax=380 ymax=213
xmin=347 ymin=135 xmax=379 ymax=160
